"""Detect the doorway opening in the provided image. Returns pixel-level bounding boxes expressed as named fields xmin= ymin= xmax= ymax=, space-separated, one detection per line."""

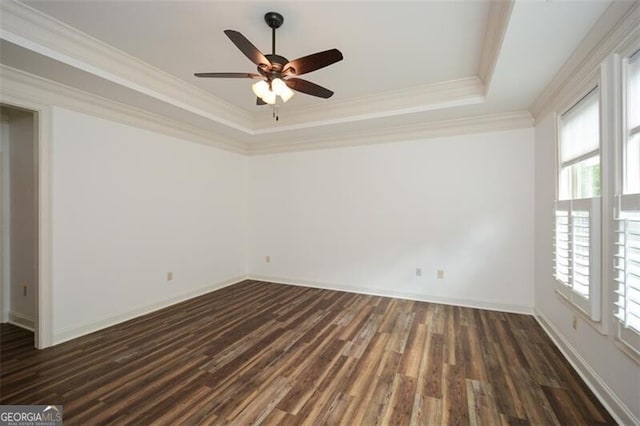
xmin=0 ymin=104 xmax=38 ymax=347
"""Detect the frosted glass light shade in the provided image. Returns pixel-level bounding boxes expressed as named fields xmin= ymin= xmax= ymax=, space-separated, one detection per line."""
xmin=251 ymin=80 xmax=269 ymax=98
xmin=252 ymin=80 xmax=277 ymax=104
xmin=272 ymin=78 xmax=294 ymax=103
xmin=261 ymin=90 xmax=276 ymax=104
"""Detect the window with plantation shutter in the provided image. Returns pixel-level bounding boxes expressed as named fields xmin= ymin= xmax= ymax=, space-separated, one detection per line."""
xmin=554 ymin=87 xmax=602 ymax=321
xmin=614 ymin=50 xmax=640 ymax=354
xmin=554 ymin=199 xmax=601 ymax=320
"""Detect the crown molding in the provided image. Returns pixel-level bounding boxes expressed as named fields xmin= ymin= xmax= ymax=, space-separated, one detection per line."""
xmin=0 ymin=64 xmax=532 ymax=158
xmin=529 ymin=1 xmax=639 ymax=122
xmin=252 ymin=77 xmax=485 ymax=134
xmin=0 ymin=65 xmax=248 ymax=154
xmin=478 ymin=0 xmax=514 ymax=91
xmin=248 ymin=110 xmax=533 ymax=155
xmin=1 ymin=64 xmax=531 ymax=158
xmin=0 ymin=0 xmax=255 ymax=133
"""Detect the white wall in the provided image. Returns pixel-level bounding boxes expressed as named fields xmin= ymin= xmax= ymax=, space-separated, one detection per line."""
xmin=249 ymin=128 xmax=535 ymax=313
xmin=534 ymin=114 xmax=640 ymax=422
xmin=8 ymin=109 xmax=37 ymax=326
xmin=50 ymin=107 xmax=247 ymax=342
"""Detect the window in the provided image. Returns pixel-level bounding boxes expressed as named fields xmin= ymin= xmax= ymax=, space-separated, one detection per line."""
xmin=614 ymin=50 xmax=640 ymax=354
xmin=558 ymin=89 xmax=601 ymax=201
xmin=554 ymin=88 xmax=602 ymax=321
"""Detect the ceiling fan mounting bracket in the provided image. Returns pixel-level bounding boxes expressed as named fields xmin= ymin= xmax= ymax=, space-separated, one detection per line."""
xmin=264 ymin=12 xmax=284 ymax=29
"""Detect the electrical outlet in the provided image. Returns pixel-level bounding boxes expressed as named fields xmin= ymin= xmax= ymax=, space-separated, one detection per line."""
xmin=265 ymin=255 xmax=271 ymax=263
xmin=437 ymin=270 xmax=444 ymax=279
xmin=572 ymin=315 xmax=578 ymax=330
xmin=167 ymin=272 xmax=173 ymax=281
xmin=416 ymin=268 xmax=422 ymax=277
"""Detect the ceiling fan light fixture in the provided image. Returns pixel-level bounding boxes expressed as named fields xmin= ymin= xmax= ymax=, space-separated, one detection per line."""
xmin=272 ymin=78 xmax=295 ymax=102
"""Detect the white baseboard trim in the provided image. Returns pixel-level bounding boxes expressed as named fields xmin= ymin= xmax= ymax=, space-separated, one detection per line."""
xmin=248 ymin=274 xmax=533 ymax=315
xmin=534 ymin=309 xmax=638 ymax=426
xmin=8 ymin=311 xmax=35 ymax=331
xmin=52 ymin=275 xmax=248 ymax=345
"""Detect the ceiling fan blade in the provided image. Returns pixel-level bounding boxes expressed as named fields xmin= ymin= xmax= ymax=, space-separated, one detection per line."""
xmin=284 ymin=49 xmax=343 ymax=76
xmin=194 ymin=72 xmax=261 ymax=78
xmin=256 ymin=97 xmax=266 ymax=106
xmin=286 ymin=78 xmax=334 ymax=98
xmin=224 ymin=30 xmax=270 ymax=66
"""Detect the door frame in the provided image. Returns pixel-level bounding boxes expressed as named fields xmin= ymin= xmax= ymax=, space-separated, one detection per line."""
xmin=0 ymin=95 xmax=53 ymax=349
xmin=0 ymin=112 xmax=7 ymax=324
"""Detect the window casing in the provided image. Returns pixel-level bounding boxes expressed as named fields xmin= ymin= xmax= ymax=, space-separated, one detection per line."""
xmin=614 ymin=50 xmax=640 ymax=354
xmin=554 ymin=88 xmax=602 ymax=321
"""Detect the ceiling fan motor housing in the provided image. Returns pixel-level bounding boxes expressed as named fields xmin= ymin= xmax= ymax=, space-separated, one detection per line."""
xmin=260 ymin=54 xmax=289 ymax=76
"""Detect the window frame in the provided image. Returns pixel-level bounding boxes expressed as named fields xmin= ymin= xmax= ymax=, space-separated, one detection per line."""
xmin=613 ymin=47 xmax=640 ymax=359
xmin=554 ymin=81 xmax=603 ymax=322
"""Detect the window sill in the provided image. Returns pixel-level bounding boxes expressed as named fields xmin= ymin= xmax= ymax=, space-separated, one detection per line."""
xmin=614 ymin=338 xmax=640 ymax=365
xmin=554 ymin=289 xmax=608 ymax=335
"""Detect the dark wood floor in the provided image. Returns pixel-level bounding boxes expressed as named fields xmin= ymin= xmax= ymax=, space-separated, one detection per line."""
xmin=1 ymin=280 xmax=614 ymax=425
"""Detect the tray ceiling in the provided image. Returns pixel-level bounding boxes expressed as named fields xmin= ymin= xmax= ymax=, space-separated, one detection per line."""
xmin=0 ymin=0 xmax=620 ymax=151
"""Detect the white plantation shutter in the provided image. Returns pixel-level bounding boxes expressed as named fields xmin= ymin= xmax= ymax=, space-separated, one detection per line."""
xmin=554 ymin=198 xmax=601 ymax=320
xmin=614 ymin=197 xmax=640 ymax=352
xmin=614 ymin=208 xmax=640 ymax=330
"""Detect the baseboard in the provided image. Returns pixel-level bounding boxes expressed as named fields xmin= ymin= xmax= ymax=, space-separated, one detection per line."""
xmin=53 ymin=275 xmax=248 ymax=345
xmin=248 ymin=274 xmax=533 ymax=315
xmin=534 ymin=309 xmax=638 ymax=425
xmin=8 ymin=311 xmax=34 ymax=331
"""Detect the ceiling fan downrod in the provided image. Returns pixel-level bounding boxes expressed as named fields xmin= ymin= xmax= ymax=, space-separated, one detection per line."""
xmin=264 ymin=12 xmax=283 ymax=55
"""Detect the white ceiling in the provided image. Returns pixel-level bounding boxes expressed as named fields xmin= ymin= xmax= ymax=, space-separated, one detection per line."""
xmin=0 ymin=0 xmax=623 ymax=150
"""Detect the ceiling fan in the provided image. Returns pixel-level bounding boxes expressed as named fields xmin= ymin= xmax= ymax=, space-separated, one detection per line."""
xmin=195 ymin=12 xmax=343 ymax=114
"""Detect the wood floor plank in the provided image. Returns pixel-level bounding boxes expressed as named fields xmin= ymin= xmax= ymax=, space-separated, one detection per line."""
xmin=442 ymin=362 xmax=469 ymax=425
xmin=466 ymin=379 xmax=502 ymax=426
xmin=0 ymin=280 xmax=615 ymax=425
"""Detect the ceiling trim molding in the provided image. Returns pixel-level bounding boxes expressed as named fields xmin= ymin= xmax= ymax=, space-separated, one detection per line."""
xmin=478 ymin=0 xmax=514 ymax=91
xmin=252 ymin=77 xmax=485 ymax=134
xmin=0 ymin=64 xmax=532 ymax=157
xmin=0 ymin=65 xmax=248 ymax=154
xmin=529 ymin=1 xmax=639 ymax=122
xmin=0 ymin=0 xmax=255 ymax=133
xmin=1 ymin=0 xmax=500 ymax=137
xmin=248 ymin=111 xmax=533 ymax=155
